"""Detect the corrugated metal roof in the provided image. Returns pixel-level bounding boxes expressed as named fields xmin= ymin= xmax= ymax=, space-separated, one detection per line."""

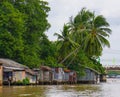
xmin=40 ymin=66 xmax=51 ymax=71
xmin=25 ymin=69 xmax=36 ymax=75
xmin=0 ymin=58 xmax=28 ymax=69
xmin=3 ymin=66 xmax=24 ymax=70
xmin=85 ymin=67 xmax=101 ymax=74
xmin=0 ymin=58 xmax=36 ymax=75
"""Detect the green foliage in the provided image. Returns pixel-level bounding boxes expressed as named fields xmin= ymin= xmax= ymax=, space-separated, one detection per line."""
xmin=22 ymin=77 xmax=30 ymax=85
xmin=51 ymin=63 xmax=64 ymax=68
xmin=39 ymin=37 xmax=58 ymax=67
xmin=12 ymin=0 xmax=50 ymax=68
xmin=0 ymin=1 xmax=109 ymax=76
xmin=0 ymin=1 xmax=25 ymax=60
xmin=54 ymin=24 xmax=78 ymax=63
xmin=0 ymin=0 xmax=50 ymax=68
xmin=14 ymin=78 xmax=30 ymax=85
xmin=69 ymin=8 xmax=111 ymax=57
xmin=55 ymin=8 xmax=111 ymax=75
xmin=14 ymin=80 xmax=23 ymax=85
xmin=107 ymin=71 xmax=120 ymax=77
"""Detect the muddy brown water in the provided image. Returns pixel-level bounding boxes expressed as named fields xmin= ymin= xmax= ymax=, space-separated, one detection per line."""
xmin=0 ymin=78 xmax=120 ymax=97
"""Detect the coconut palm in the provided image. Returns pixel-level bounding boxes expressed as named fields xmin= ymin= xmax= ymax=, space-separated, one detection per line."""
xmin=69 ymin=8 xmax=93 ymax=44
xmin=69 ymin=8 xmax=111 ymax=57
xmin=54 ymin=24 xmax=78 ymax=62
xmin=83 ymin=14 xmax=112 ymax=57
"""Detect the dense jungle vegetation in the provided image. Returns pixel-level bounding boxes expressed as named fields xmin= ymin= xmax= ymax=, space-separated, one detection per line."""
xmin=0 ymin=0 xmax=111 ymax=74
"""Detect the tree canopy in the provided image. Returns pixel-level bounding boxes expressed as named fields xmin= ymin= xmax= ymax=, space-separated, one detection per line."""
xmin=0 ymin=0 xmax=50 ymax=68
xmin=55 ymin=8 xmax=111 ymax=74
xmin=0 ymin=1 xmax=111 ymax=75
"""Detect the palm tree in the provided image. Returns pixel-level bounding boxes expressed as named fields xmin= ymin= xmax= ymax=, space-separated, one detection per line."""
xmin=54 ymin=24 xmax=77 ymax=62
xmin=69 ymin=8 xmax=93 ymax=44
xmin=69 ymin=8 xmax=111 ymax=57
xmin=83 ymin=14 xmax=112 ymax=57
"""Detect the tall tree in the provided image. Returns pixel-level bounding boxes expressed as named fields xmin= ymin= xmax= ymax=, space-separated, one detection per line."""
xmin=0 ymin=0 xmax=50 ymax=68
xmin=56 ymin=8 xmax=111 ymax=74
xmin=12 ymin=0 xmax=50 ymax=68
xmin=69 ymin=8 xmax=111 ymax=57
xmin=0 ymin=1 xmax=25 ymax=61
xmin=54 ymin=24 xmax=77 ymax=63
xmin=83 ymin=14 xmax=111 ymax=57
xmin=39 ymin=35 xmax=58 ymax=65
xmin=69 ymin=8 xmax=93 ymax=44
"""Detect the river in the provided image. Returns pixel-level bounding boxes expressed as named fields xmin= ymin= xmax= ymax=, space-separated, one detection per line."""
xmin=0 ymin=78 xmax=120 ymax=97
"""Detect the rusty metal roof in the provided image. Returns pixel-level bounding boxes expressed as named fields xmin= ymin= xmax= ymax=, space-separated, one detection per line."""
xmin=40 ymin=66 xmax=52 ymax=71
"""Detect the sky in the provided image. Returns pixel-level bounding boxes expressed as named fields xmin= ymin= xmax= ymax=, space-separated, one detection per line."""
xmin=45 ymin=0 xmax=120 ymax=65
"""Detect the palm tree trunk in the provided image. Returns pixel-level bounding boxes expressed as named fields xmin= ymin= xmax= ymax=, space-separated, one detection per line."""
xmin=59 ymin=46 xmax=81 ymax=64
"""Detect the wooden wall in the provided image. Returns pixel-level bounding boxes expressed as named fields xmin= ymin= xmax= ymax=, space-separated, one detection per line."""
xmin=0 ymin=65 xmax=3 ymax=85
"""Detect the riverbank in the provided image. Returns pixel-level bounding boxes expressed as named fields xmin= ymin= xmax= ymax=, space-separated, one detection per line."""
xmin=0 ymin=78 xmax=120 ymax=97
xmin=0 ymin=59 xmax=102 ymax=86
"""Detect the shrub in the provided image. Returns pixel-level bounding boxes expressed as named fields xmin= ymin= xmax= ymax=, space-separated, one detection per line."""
xmin=22 ymin=77 xmax=30 ymax=85
xmin=15 ymin=80 xmax=23 ymax=85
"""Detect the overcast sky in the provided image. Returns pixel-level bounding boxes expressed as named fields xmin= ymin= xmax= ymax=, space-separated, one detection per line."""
xmin=45 ymin=0 xmax=120 ymax=65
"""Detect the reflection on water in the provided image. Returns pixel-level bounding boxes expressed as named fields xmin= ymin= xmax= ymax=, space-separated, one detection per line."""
xmin=0 ymin=78 xmax=120 ymax=97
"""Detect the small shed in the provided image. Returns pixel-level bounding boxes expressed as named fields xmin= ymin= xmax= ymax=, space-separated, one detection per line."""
xmin=33 ymin=68 xmax=40 ymax=84
xmin=25 ymin=69 xmax=36 ymax=84
xmin=0 ymin=58 xmax=36 ymax=85
xmin=77 ymin=67 xmax=100 ymax=84
xmin=63 ymin=69 xmax=77 ymax=83
xmin=38 ymin=66 xmax=52 ymax=84
xmin=69 ymin=71 xmax=77 ymax=83
xmin=63 ymin=69 xmax=71 ymax=82
xmin=52 ymin=67 xmax=64 ymax=83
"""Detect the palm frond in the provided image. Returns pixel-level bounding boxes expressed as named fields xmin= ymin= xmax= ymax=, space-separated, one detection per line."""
xmin=54 ymin=33 xmax=64 ymax=40
xmin=100 ymin=27 xmax=112 ymax=34
xmin=97 ymin=34 xmax=110 ymax=48
xmin=94 ymin=15 xmax=109 ymax=27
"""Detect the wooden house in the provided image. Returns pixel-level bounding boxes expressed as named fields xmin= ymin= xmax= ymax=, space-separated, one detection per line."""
xmin=77 ymin=67 xmax=100 ymax=84
xmin=63 ymin=69 xmax=77 ymax=84
xmin=52 ymin=67 xmax=64 ymax=84
xmin=0 ymin=58 xmax=36 ymax=85
xmin=63 ymin=69 xmax=70 ymax=82
xmin=32 ymin=68 xmax=40 ymax=84
xmin=24 ymin=69 xmax=36 ymax=84
xmin=38 ymin=66 xmax=52 ymax=84
xmin=69 ymin=71 xmax=77 ymax=84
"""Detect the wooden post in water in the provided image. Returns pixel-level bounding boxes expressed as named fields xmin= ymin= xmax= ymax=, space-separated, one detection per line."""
xmin=0 ymin=63 xmax=3 ymax=86
xmin=100 ymin=74 xmax=107 ymax=82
